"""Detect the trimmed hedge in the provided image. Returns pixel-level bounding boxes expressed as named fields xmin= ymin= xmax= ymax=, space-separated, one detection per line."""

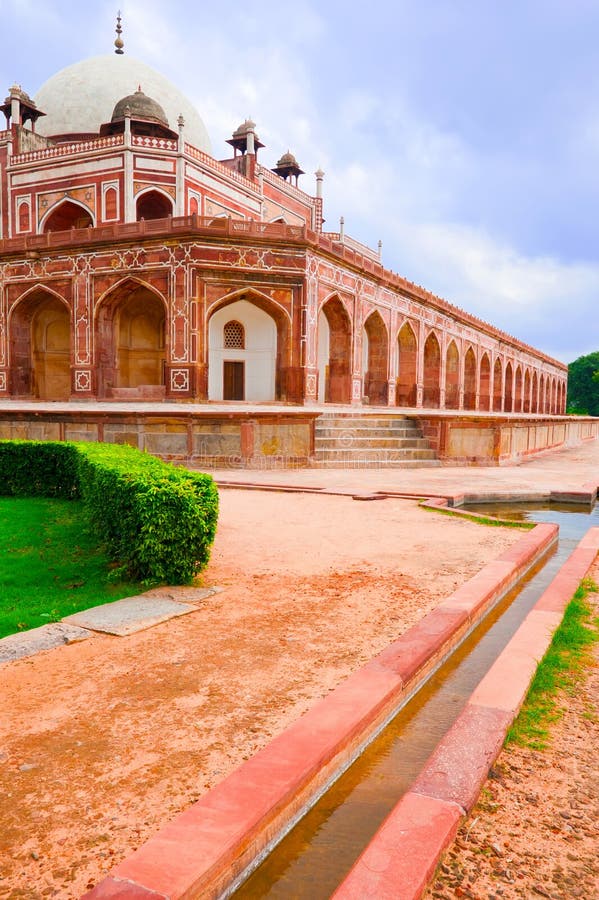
xmin=0 ymin=440 xmax=218 ymax=584
xmin=0 ymin=440 xmax=80 ymax=498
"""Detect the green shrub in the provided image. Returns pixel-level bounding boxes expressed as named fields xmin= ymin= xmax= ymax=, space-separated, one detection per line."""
xmin=0 ymin=440 xmax=218 ymax=584
xmin=0 ymin=440 xmax=80 ymax=498
xmin=75 ymin=443 xmax=218 ymax=583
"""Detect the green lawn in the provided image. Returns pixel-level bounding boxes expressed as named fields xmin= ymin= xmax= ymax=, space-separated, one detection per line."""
xmin=0 ymin=497 xmax=144 ymax=639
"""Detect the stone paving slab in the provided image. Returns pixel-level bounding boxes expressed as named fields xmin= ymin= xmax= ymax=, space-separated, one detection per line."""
xmin=62 ymin=595 xmax=200 ymax=636
xmin=0 ymin=622 xmax=91 ymax=665
xmin=141 ymin=585 xmax=223 ymax=606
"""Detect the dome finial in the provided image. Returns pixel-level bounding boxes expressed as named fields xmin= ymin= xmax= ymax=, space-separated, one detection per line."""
xmin=114 ymin=10 xmax=124 ymax=55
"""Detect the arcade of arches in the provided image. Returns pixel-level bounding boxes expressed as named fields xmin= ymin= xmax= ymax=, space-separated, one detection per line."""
xmin=5 ymin=282 xmax=567 ymax=413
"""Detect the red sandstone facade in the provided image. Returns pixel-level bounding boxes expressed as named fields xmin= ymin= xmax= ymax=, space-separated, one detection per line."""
xmin=0 ymin=68 xmax=567 ymax=413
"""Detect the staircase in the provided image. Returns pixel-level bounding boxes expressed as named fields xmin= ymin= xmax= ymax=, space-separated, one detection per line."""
xmin=313 ymin=413 xmax=439 ymax=468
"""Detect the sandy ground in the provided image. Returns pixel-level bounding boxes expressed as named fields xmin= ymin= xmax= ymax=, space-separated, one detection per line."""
xmin=425 ymin=561 xmax=599 ymax=900
xmin=0 ymin=491 xmax=520 ymax=898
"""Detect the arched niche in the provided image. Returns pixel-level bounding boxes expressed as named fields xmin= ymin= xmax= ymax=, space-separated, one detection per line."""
xmin=317 ymin=296 xmax=352 ymax=404
xmin=363 ymin=311 xmax=389 ymax=405
xmin=42 ymin=200 xmax=93 ymax=233
xmin=479 ymin=353 xmax=491 ymax=411
xmin=504 ymin=361 xmax=514 ymax=412
xmin=523 ymin=369 xmax=531 ymax=413
xmin=208 ymin=298 xmax=278 ymax=401
xmin=493 ymin=358 xmax=503 ymax=412
xmin=396 ymin=321 xmax=418 ymax=407
xmin=463 ymin=347 xmax=477 ymax=410
xmin=423 ymin=331 xmax=441 ymax=408
xmin=136 ymin=190 xmax=173 ymax=221
xmin=514 ymin=365 xmax=523 ymax=413
xmin=96 ymin=281 xmax=166 ymax=397
xmin=531 ymin=371 xmax=539 ymax=413
xmin=445 ymin=341 xmax=460 ymax=410
xmin=10 ymin=290 xmax=71 ymax=399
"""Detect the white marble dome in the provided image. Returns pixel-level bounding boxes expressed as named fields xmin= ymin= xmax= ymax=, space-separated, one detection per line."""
xmin=34 ymin=54 xmax=212 ymax=153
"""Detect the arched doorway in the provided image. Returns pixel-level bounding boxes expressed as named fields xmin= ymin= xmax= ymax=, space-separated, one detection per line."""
xmin=42 ymin=200 xmax=93 ymax=232
xmin=10 ymin=290 xmax=71 ymax=399
xmin=396 ymin=321 xmax=418 ymax=407
xmin=136 ymin=190 xmax=173 ymax=221
xmin=96 ymin=281 xmax=166 ymax=397
xmin=208 ymin=298 xmax=278 ymax=401
xmin=493 ymin=358 xmax=503 ymax=411
xmin=514 ymin=366 xmax=523 ymax=412
xmin=464 ymin=347 xmax=477 ymax=410
xmin=363 ymin=311 xmax=388 ymax=405
xmin=531 ymin=371 xmax=538 ymax=413
xmin=523 ymin=369 xmax=531 ymax=413
xmin=504 ymin=361 xmax=513 ymax=412
xmin=423 ymin=331 xmax=441 ymax=408
xmin=317 ymin=296 xmax=352 ymax=403
xmin=445 ymin=341 xmax=460 ymax=409
xmin=539 ymin=374 xmax=545 ymax=413
xmin=479 ymin=353 xmax=491 ymax=411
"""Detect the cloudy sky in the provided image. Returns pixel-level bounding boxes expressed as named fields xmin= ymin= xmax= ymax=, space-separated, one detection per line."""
xmin=2 ymin=0 xmax=598 ymax=363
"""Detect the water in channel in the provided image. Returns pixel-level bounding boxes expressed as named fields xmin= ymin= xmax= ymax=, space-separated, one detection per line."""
xmin=233 ymin=502 xmax=598 ymax=899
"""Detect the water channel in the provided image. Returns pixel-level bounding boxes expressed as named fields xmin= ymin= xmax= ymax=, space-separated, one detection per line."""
xmin=233 ymin=501 xmax=598 ymax=899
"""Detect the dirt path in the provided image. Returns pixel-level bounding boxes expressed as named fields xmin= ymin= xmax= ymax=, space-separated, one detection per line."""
xmin=425 ymin=562 xmax=599 ymax=900
xmin=0 ymin=491 xmax=519 ymax=898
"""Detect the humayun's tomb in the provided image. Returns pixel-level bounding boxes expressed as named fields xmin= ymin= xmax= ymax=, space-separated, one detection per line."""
xmin=0 ymin=20 xmax=595 ymax=466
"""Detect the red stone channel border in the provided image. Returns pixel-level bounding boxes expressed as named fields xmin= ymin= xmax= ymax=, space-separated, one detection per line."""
xmin=84 ymin=522 xmax=556 ymax=899
xmin=333 ymin=525 xmax=599 ymax=900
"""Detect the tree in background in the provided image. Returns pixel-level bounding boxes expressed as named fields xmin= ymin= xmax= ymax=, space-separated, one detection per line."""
xmin=567 ymin=351 xmax=599 ymax=415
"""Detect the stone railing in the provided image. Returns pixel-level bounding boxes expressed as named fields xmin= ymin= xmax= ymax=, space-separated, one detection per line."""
xmin=184 ymin=143 xmax=256 ymax=188
xmin=0 ymin=214 xmax=310 ymax=254
xmin=323 ymin=231 xmax=380 ymax=262
xmin=10 ymin=134 xmax=124 ymax=164
xmin=132 ymin=135 xmax=178 ymax=151
xmin=257 ymin=164 xmax=317 ymax=206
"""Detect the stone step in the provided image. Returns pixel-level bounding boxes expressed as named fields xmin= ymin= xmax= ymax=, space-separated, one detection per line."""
xmin=314 ymin=448 xmax=438 ymax=461
xmin=316 ymin=416 xmax=416 ymax=428
xmin=312 ymin=458 xmax=441 ymax=468
xmin=315 ymin=426 xmax=421 ymax=439
xmin=312 ymin=412 xmax=438 ymax=467
xmin=315 ymin=436 xmax=431 ymax=449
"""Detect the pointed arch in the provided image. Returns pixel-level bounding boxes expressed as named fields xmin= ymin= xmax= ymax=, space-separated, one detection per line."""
xmin=363 ymin=310 xmax=389 ymax=405
xmin=41 ymin=198 xmax=94 ymax=233
xmin=539 ymin=373 xmax=545 ymax=413
xmin=493 ymin=357 xmax=503 ymax=412
xmin=95 ymin=278 xmax=167 ymax=398
xmin=545 ymin=376 xmax=551 ymax=413
xmin=423 ymin=330 xmax=441 ymax=408
xmin=208 ymin=288 xmax=292 ymax=402
xmin=514 ymin=365 xmax=523 ymax=413
xmin=504 ymin=361 xmax=513 ymax=412
xmin=136 ymin=189 xmax=173 ymax=221
xmin=463 ymin=346 xmax=477 ymax=410
xmin=396 ymin=320 xmax=418 ymax=407
xmin=445 ymin=340 xmax=460 ymax=410
xmin=317 ymin=294 xmax=352 ymax=404
xmin=531 ymin=371 xmax=538 ymax=413
xmin=479 ymin=352 xmax=491 ymax=411
xmin=9 ymin=287 xmax=71 ymax=399
xmin=523 ymin=368 xmax=531 ymax=413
